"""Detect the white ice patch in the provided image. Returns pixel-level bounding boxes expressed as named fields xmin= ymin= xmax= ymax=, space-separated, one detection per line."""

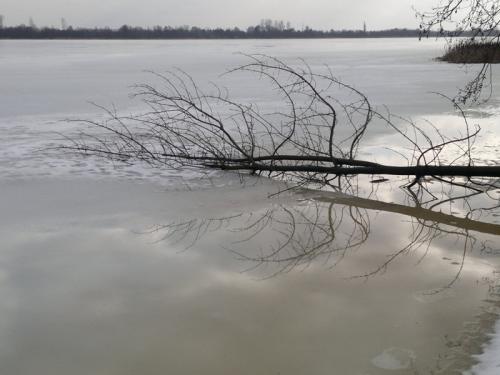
xmin=464 ymin=277 xmax=500 ymax=375
xmin=0 ymin=113 xmax=235 ymax=189
xmin=463 ymin=319 xmax=500 ymax=375
xmin=371 ymin=347 xmax=416 ymax=370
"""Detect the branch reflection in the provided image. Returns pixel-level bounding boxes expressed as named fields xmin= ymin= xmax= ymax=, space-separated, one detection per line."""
xmin=146 ymin=185 xmax=500 ymax=289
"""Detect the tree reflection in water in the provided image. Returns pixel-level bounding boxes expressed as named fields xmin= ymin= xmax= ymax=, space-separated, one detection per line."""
xmin=145 ymin=179 xmax=500 ymax=290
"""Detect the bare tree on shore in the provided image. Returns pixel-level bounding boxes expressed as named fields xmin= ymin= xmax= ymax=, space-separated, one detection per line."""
xmin=417 ymin=0 xmax=500 ymax=41
xmin=417 ymin=0 xmax=500 ymax=103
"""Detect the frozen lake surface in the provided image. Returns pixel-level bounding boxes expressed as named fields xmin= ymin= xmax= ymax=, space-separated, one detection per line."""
xmin=1 ymin=38 xmax=499 ymax=182
xmin=1 ymin=38 xmax=499 ymax=183
xmin=0 ymin=39 xmax=499 ymax=374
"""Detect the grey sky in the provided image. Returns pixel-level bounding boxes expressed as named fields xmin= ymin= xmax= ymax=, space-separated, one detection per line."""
xmin=1 ymin=0 xmax=436 ymax=30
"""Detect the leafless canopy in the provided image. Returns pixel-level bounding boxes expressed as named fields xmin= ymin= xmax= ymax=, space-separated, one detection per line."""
xmin=417 ymin=0 xmax=500 ymax=41
xmin=417 ymin=0 xmax=500 ymax=103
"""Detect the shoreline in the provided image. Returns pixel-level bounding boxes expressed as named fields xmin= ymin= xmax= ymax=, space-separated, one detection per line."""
xmin=0 ymin=36 xmax=423 ymax=41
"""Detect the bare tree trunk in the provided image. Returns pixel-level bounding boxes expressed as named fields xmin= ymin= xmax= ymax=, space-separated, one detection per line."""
xmin=216 ymin=163 xmax=500 ymax=178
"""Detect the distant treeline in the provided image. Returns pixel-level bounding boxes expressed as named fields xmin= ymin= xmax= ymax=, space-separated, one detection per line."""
xmin=0 ymin=24 xmax=425 ymax=39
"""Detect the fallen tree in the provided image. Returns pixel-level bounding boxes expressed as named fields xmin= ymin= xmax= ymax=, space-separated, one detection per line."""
xmin=66 ymin=55 xmax=500 ymax=193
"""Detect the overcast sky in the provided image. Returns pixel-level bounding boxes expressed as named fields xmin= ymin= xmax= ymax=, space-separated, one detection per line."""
xmin=1 ymin=0 xmax=437 ymax=30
